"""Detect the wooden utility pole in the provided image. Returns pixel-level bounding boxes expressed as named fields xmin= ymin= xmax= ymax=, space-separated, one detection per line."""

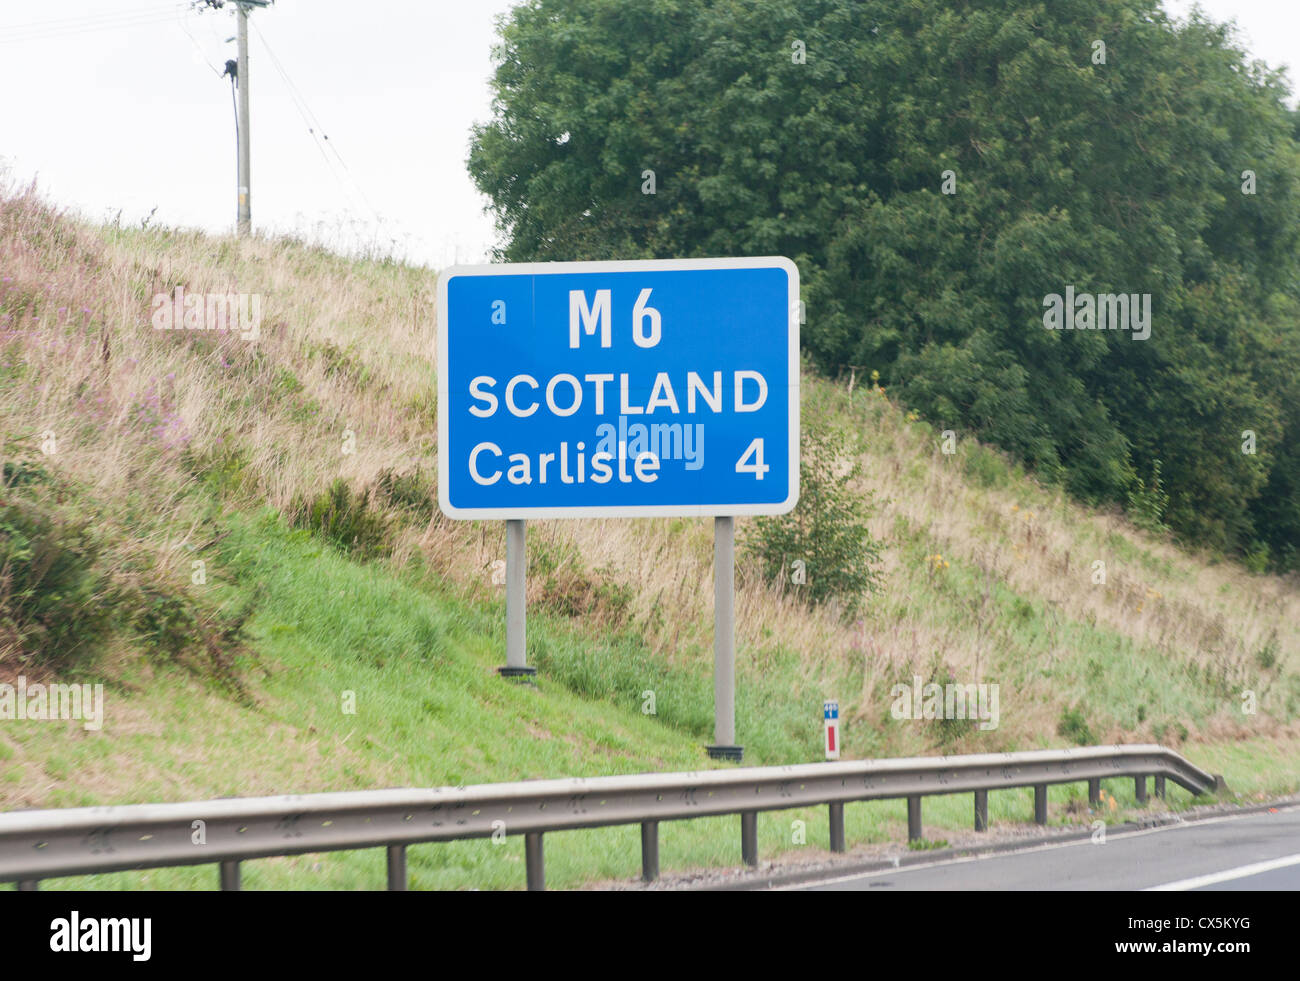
xmin=235 ymin=3 xmax=251 ymax=235
xmin=226 ymin=1 xmax=272 ymax=235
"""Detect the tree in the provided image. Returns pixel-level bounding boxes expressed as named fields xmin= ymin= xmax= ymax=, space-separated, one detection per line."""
xmin=469 ymin=0 xmax=1300 ymax=567
xmin=742 ymin=424 xmax=884 ymax=616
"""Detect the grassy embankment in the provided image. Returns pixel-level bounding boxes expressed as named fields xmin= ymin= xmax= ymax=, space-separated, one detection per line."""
xmin=1 ymin=183 xmax=1297 ymax=888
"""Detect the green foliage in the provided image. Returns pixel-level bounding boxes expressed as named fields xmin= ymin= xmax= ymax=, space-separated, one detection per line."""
xmin=375 ymin=467 xmax=434 ymax=522
xmin=527 ymin=536 xmax=635 ymax=628
xmin=470 ymin=0 xmax=1300 ymax=568
xmin=961 ymin=443 xmax=1012 ymax=490
xmin=1057 ymin=704 xmax=1096 ymax=746
xmin=290 ymin=479 xmax=391 ymax=561
xmin=121 ymin=581 xmax=257 ymax=698
xmin=1254 ymin=634 xmax=1279 ymax=671
xmin=908 ymin=837 xmax=950 ymax=851
xmin=0 ymin=464 xmax=254 ymax=687
xmin=310 ymin=341 xmax=371 ymax=389
xmin=1153 ymin=719 xmax=1190 ymax=745
xmin=2 ymin=461 xmax=50 ymax=489
xmin=1126 ymin=460 xmax=1171 ymax=534
xmin=0 ymin=483 xmax=110 ymax=668
xmin=928 ymin=664 xmax=980 ymax=749
xmin=183 ymin=443 xmax=254 ymax=499
xmin=743 ymin=424 xmax=883 ymax=616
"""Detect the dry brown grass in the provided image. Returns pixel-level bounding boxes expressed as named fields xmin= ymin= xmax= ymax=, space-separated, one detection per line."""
xmin=3 ymin=180 xmax=1296 ymax=751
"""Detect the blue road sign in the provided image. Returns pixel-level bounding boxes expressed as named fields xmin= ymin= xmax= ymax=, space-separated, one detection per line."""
xmin=437 ymin=257 xmax=799 ymax=519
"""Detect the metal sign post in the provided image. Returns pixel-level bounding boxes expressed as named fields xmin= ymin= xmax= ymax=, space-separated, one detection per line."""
xmin=437 ymin=257 xmax=799 ymax=751
xmin=707 ymin=516 xmax=742 ymax=760
xmin=500 ymin=518 xmax=534 ymax=678
xmin=824 ymin=699 xmax=840 ymax=760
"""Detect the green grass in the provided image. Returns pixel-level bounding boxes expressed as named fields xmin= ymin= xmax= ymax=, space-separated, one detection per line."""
xmin=4 ymin=194 xmax=1298 ymax=891
xmin=28 ymin=764 xmax=1287 ymax=891
xmin=2 ymin=376 xmax=1294 ymax=890
xmin=7 ymin=506 xmax=1297 ymax=890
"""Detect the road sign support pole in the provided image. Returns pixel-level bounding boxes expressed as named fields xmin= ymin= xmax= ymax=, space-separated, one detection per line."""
xmin=499 ymin=519 xmax=535 ymax=680
xmin=706 ymin=516 xmax=742 ymax=761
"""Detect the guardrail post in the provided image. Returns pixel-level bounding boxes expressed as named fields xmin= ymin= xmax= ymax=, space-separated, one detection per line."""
xmin=386 ymin=844 xmax=407 ymax=891
xmin=1134 ymin=775 xmax=1148 ymax=805
xmin=219 ymin=861 xmax=241 ymax=891
xmin=17 ymin=880 xmax=38 ymax=891
xmin=1154 ymin=774 xmax=1166 ymax=800
xmin=525 ymin=832 xmax=545 ymax=891
xmin=1033 ymin=785 xmax=1047 ymax=825
xmin=828 ymin=802 xmax=846 ymax=853
xmin=974 ymin=790 xmax=988 ymax=832
xmin=1088 ymin=778 xmax=1101 ymax=806
xmin=641 ymin=821 xmax=659 ymax=882
xmin=741 ymin=811 xmax=758 ymax=867
xmin=907 ymin=796 xmax=922 ymax=841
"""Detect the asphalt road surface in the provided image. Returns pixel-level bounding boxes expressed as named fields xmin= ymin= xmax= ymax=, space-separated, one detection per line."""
xmin=795 ymin=805 xmax=1300 ymax=890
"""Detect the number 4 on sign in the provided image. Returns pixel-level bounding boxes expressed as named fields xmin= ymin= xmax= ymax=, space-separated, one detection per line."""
xmin=736 ymin=438 xmax=768 ymax=479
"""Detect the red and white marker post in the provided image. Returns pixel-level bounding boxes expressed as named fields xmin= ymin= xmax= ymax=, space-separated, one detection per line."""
xmin=823 ymin=700 xmax=840 ymax=760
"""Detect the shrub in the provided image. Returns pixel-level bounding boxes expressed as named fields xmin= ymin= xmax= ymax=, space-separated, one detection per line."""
xmin=183 ymin=444 xmax=254 ymax=499
xmin=0 ymin=486 xmax=111 ymax=669
xmin=123 ymin=578 xmax=257 ymax=698
xmin=962 ymin=444 xmax=1010 ymax=489
xmin=375 ymin=467 xmax=434 ymax=522
xmin=528 ymin=538 xmax=634 ymax=629
xmin=290 ymin=478 xmax=391 ymax=560
xmin=0 ymin=462 xmax=258 ymax=689
xmin=1057 ymin=704 xmax=1095 ymax=746
xmin=1255 ymin=634 xmax=1279 ymax=671
xmin=1127 ymin=460 xmax=1170 ymax=534
xmin=743 ymin=424 xmax=884 ymax=617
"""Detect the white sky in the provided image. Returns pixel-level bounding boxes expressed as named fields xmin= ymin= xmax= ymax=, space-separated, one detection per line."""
xmin=1 ymin=1 xmax=1295 ymax=271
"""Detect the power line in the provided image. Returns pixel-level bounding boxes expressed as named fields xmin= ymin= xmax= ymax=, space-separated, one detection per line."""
xmin=174 ymin=5 xmax=224 ymax=77
xmin=0 ymin=2 xmax=182 ymax=34
xmin=250 ymin=27 xmax=362 ymax=218
xmin=0 ymin=7 xmax=189 ymax=45
xmin=249 ymin=20 xmax=388 ymax=231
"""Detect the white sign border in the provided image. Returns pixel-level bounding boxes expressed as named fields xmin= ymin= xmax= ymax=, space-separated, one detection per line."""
xmin=437 ymin=256 xmax=799 ymax=520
